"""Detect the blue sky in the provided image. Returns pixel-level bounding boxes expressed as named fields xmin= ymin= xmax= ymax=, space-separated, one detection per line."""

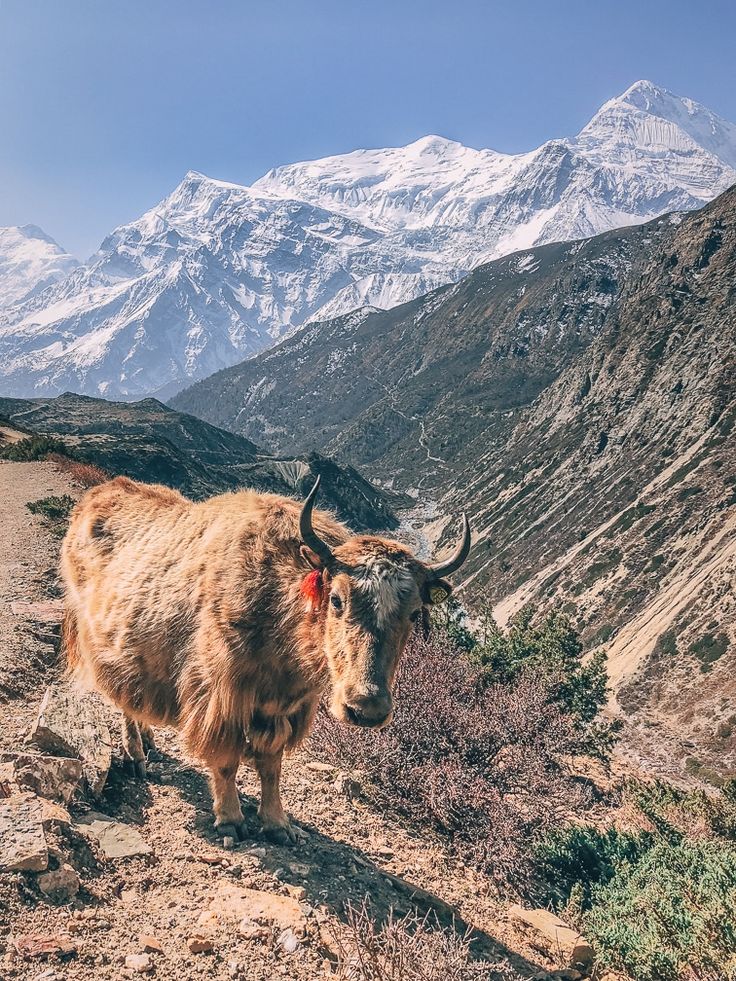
xmin=1 ymin=0 xmax=735 ymax=259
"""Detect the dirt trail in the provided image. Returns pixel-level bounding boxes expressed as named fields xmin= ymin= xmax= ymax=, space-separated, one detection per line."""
xmin=0 ymin=461 xmax=79 ymax=716
xmin=0 ymin=461 xmax=556 ymax=981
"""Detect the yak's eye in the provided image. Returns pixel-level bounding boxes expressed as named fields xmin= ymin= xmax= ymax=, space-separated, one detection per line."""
xmin=409 ymin=609 xmax=422 ymax=623
xmin=330 ymin=593 xmax=343 ymax=611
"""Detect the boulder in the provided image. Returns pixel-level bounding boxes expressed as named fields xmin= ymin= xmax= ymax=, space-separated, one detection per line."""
xmin=30 ymin=686 xmax=112 ymax=796
xmin=74 ymin=812 xmax=152 ymax=860
xmin=0 ymin=792 xmax=48 ymax=872
xmin=509 ymin=906 xmax=594 ymax=970
xmin=2 ymin=752 xmax=83 ymax=803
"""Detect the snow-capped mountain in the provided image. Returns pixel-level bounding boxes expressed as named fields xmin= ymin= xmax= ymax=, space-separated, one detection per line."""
xmin=1 ymin=80 xmax=735 ymax=399
xmin=0 ymin=225 xmax=79 ymax=307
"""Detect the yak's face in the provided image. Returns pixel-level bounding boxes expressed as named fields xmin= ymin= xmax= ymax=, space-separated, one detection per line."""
xmin=298 ymin=477 xmax=470 ymax=730
xmin=320 ymin=542 xmax=445 ymax=729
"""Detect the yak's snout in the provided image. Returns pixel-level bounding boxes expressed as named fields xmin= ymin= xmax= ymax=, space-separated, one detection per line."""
xmin=337 ymin=685 xmax=393 ymax=729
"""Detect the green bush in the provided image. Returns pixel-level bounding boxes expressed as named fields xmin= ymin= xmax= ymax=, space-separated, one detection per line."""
xmin=0 ymin=434 xmax=69 ymax=461
xmin=534 ymin=824 xmax=651 ymax=909
xmin=585 ymin=840 xmax=736 ymax=981
xmin=534 ymin=782 xmax=736 ymax=981
xmin=26 ymin=495 xmax=76 ymax=537
xmin=473 ymin=607 xmax=615 ymax=758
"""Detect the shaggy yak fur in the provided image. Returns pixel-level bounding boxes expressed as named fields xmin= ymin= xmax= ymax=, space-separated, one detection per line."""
xmin=61 ymin=475 xmax=469 ymax=843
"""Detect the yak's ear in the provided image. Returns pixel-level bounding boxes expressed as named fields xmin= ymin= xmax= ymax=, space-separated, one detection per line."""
xmin=300 ymin=545 xmax=324 ymax=570
xmin=421 ymin=578 xmax=453 ymax=605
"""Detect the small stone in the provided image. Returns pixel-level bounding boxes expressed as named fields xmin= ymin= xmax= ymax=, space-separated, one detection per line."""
xmin=10 ymin=600 xmax=64 ymax=622
xmin=305 ymin=761 xmax=336 ymax=775
xmin=40 ymin=800 xmax=72 ymax=829
xmin=196 ymin=910 xmax=219 ymax=932
xmin=1 ymin=753 xmax=83 ymax=804
xmin=238 ymin=918 xmax=268 ymax=940
xmin=37 ymin=865 xmax=80 ymax=903
xmin=75 ymin=812 xmax=152 ymax=860
xmin=277 ymin=928 xmax=300 ymax=954
xmin=139 ymin=935 xmax=164 ymax=953
xmin=284 ymin=884 xmax=308 ymax=901
xmin=0 ymin=792 xmax=48 ymax=872
xmin=246 ymin=846 xmax=266 ymax=859
xmin=187 ymin=935 xmax=214 ymax=954
xmin=334 ymin=772 xmax=361 ymax=799
xmin=12 ymin=933 xmax=76 ymax=959
xmin=223 ymin=836 xmax=236 ymax=850
xmin=288 ymin=861 xmax=310 ymax=877
xmin=510 ymin=906 xmax=594 ymax=970
xmin=125 ymin=952 xmax=153 ymax=973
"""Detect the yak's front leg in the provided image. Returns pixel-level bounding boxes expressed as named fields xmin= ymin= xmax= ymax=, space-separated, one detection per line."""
xmin=255 ymin=748 xmax=296 ymax=845
xmin=209 ymin=756 xmax=247 ymax=841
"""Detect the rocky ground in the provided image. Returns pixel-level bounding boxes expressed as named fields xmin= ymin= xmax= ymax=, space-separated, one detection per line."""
xmin=0 ymin=459 xmax=602 ymax=981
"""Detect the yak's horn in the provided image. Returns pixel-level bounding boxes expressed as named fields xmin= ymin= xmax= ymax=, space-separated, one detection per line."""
xmin=427 ymin=514 xmax=471 ymax=578
xmin=299 ymin=476 xmax=335 ymax=568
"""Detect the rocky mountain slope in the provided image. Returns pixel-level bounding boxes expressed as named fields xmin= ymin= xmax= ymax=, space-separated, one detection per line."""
xmin=2 ymin=81 xmax=735 ymax=400
xmin=0 ymin=226 xmax=79 ymax=308
xmin=174 ymin=186 xmax=736 ymax=780
xmin=0 ymin=393 xmax=402 ymax=531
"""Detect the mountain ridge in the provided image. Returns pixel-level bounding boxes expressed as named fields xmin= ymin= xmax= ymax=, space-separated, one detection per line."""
xmin=2 ymin=80 xmax=735 ymax=400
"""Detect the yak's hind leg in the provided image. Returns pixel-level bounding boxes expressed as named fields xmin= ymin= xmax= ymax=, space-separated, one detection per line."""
xmin=140 ymin=723 xmax=157 ymax=756
xmin=209 ymin=756 xmax=247 ymax=841
xmin=121 ymin=715 xmax=147 ymax=779
xmin=255 ymin=748 xmax=296 ymax=845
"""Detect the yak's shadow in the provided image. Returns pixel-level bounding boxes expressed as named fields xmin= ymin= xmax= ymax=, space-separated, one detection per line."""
xmin=154 ymin=756 xmax=547 ymax=978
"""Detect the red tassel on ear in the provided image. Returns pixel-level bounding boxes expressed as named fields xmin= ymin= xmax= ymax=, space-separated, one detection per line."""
xmin=300 ymin=569 xmax=324 ymax=612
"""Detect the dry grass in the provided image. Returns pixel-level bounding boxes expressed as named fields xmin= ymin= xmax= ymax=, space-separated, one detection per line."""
xmin=332 ymin=903 xmax=519 ymax=981
xmin=47 ymin=452 xmax=108 ymax=488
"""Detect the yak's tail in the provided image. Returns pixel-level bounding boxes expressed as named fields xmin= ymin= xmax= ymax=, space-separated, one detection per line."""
xmin=62 ymin=609 xmax=80 ymax=676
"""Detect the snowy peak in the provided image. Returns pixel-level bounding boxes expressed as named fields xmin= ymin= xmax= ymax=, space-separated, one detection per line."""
xmin=578 ymin=79 xmax=736 ymax=171
xmin=0 ymin=225 xmax=79 ymax=307
xmin=2 ymin=80 xmax=736 ymax=401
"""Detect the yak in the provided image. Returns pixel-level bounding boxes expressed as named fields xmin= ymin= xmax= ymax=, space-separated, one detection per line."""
xmin=61 ymin=474 xmax=470 ymax=843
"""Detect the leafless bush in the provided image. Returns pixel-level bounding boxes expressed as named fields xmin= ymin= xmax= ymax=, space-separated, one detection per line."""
xmin=311 ymin=631 xmax=589 ymax=889
xmin=332 ymin=903 xmax=519 ymax=981
xmin=48 ymin=452 xmax=108 ymax=488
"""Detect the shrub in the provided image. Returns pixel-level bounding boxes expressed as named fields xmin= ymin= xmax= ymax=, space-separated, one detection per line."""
xmin=689 ymin=633 xmax=730 ymax=673
xmin=311 ymin=630 xmax=591 ymax=890
xmin=333 ymin=903 xmax=519 ymax=981
xmin=26 ymin=495 xmax=76 ymax=537
xmin=584 ymin=840 xmax=736 ymax=981
xmin=473 ymin=607 xmax=615 ymax=758
xmin=534 ymin=824 xmax=652 ymax=910
xmin=534 ymin=782 xmax=736 ymax=981
xmin=47 ymin=452 xmax=108 ymax=488
xmin=0 ymin=434 xmax=69 ymax=461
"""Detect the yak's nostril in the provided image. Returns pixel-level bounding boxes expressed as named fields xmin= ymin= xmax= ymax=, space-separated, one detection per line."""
xmin=345 ymin=702 xmax=391 ymax=729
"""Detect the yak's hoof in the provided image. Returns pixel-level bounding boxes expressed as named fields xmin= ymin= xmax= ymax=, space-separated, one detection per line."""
xmin=123 ymin=758 xmax=147 ymax=780
xmin=263 ymin=822 xmax=297 ymax=846
xmin=215 ymin=820 xmax=248 ymax=842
